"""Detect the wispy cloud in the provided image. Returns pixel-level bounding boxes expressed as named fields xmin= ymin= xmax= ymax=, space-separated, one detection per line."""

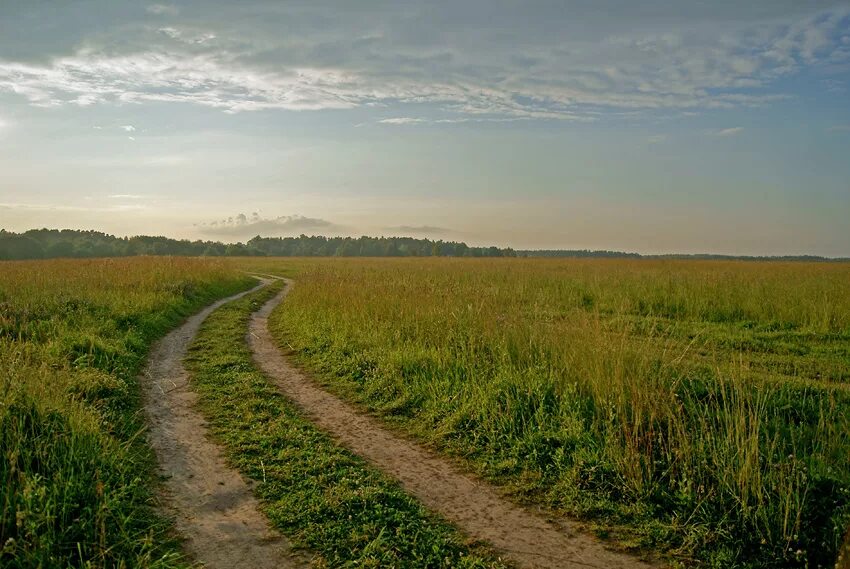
xmin=120 ymin=125 xmax=136 ymax=132
xmin=0 ymin=5 xmax=847 ymax=119
xmin=0 ymin=3 xmax=850 ymax=121
xmin=196 ymin=213 xmax=343 ymax=237
xmin=378 ymin=116 xmax=538 ymax=126
xmin=712 ymin=127 xmax=744 ymax=137
xmin=146 ymin=4 xmax=179 ymax=16
xmin=378 ymin=117 xmax=427 ymax=125
xmin=0 ymin=54 xmax=360 ymax=112
xmin=158 ymin=27 xmax=216 ymax=45
xmin=107 ymin=194 xmax=145 ymax=199
xmin=822 ymin=78 xmax=846 ymax=93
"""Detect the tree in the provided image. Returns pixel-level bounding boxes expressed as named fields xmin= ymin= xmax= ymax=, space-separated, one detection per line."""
xmin=45 ymin=241 xmax=75 ymax=258
xmin=0 ymin=229 xmax=518 ymax=260
xmin=0 ymin=235 xmax=44 ymax=260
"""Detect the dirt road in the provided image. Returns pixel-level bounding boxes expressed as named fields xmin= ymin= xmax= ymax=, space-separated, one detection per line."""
xmin=141 ymin=280 xmax=308 ymax=569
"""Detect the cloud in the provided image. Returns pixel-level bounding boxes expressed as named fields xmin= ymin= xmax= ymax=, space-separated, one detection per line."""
xmin=712 ymin=127 xmax=744 ymax=137
xmin=646 ymin=134 xmax=668 ymax=144
xmin=120 ymin=125 xmax=136 ymax=132
xmin=378 ymin=116 xmax=536 ymax=126
xmin=822 ymin=78 xmax=846 ymax=93
xmin=378 ymin=117 xmax=427 ymax=125
xmin=0 ymin=4 xmax=848 ymax=119
xmin=158 ymin=27 xmax=216 ymax=45
xmin=196 ymin=213 xmax=343 ymax=237
xmin=0 ymin=53 xmax=361 ymax=112
xmin=107 ymin=194 xmax=144 ymax=199
xmin=146 ymin=4 xmax=179 ymax=16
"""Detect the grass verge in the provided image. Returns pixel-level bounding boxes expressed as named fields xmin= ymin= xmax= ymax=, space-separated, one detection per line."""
xmin=184 ymin=281 xmax=508 ymax=568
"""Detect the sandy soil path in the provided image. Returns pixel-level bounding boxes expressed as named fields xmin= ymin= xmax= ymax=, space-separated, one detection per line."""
xmin=248 ymin=279 xmax=657 ymax=569
xmin=141 ymin=280 xmax=309 ymax=569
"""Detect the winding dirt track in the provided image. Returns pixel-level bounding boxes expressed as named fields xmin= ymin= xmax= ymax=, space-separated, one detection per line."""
xmin=141 ymin=280 xmax=309 ymax=569
xmin=248 ymin=278 xmax=656 ymax=569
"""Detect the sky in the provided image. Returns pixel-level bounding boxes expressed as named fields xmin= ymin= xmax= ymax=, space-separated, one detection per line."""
xmin=1 ymin=1 xmax=849 ymax=256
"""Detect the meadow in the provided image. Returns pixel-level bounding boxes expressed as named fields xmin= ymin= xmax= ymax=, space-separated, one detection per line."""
xmin=185 ymin=281 xmax=507 ymax=567
xmin=0 ymin=257 xmax=253 ymax=568
xmin=2 ymin=255 xmax=848 ymax=568
xmin=250 ymin=257 xmax=850 ymax=568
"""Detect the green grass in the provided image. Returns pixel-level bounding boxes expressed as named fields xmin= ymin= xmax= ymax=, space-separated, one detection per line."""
xmin=1 ymin=257 xmax=254 ymax=568
xmin=250 ymin=257 xmax=850 ymax=568
xmin=185 ymin=281 xmax=509 ymax=568
xmin=6 ymin=255 xmax=848 ymax=567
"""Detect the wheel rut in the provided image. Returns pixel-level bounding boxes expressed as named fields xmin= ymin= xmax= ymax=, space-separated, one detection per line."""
xmin=141 ymin=280 xmax=309 ymax=569
xmin=248 ymin=278 xmax=657 ymax=569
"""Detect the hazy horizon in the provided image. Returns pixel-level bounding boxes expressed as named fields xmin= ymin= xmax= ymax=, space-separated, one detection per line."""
xmin=2 ymin=1 xmax=850 ymax=257
xmin=7 ymin=225 xmax=850 ymax=259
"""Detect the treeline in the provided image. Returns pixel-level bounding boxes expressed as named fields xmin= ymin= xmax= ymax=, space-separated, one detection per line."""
xmin=245 ymin=235 xmax=514 ymax=257
xmin=0 ymin=229 xmax=516 ymax=260
xmin=519 ymin=249 xmax=642 ymax=258
xmin=650 ymin=253 xmax=849 ymax=262
xmin=2 ymin=229 xmax=844 ymax=262
xmin=518 ymin=249 xmax=848 ymax=262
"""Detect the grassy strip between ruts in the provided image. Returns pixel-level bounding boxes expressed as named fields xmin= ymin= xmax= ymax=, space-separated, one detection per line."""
xmin=184 ymin=281 xmax=509 ymax=568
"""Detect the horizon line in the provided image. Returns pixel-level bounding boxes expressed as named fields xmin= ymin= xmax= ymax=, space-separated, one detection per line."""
xmin=3 ymin=227 xmax=848 ymax=261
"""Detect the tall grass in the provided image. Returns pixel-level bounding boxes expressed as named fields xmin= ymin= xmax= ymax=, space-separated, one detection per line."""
xmin=1 ymin=257 xmax=252 ymax=568
xmin=260 ymin=258 xmax=850 ymax=568
xmin=185 ymin=282 xmax=507 ymax=568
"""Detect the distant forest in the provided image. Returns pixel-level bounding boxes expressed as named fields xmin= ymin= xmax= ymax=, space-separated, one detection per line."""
xmin=519 ymin=249 xmax=848 ymax=262
xmin=0 ymin=229 xmax=516 ymax=260
xmin=0 ymin=229 xmax=845 ymax=261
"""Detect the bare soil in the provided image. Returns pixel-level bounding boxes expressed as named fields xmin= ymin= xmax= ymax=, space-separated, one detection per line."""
xmin=248 ymin=279 xmax=658 ymax=569
xmin=141 ymin=280 xmax=309 ymax=569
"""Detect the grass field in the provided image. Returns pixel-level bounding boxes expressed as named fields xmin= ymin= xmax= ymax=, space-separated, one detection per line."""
xmin=246 ymin=257 xmax=850 ymax=568
xmin=0 ymin=258 xmax=253 ymax=568
xmin=3 ymin=255 xmax=848 ymax=568
xmin=185 ymin=281 xmax=507 ymax=567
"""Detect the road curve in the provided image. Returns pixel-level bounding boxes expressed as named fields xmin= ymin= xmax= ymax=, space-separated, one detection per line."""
xmin=248 ymin=278 xmax=658 ymax=569
xmin=141 ymin=279 xmax=308 ymax=569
